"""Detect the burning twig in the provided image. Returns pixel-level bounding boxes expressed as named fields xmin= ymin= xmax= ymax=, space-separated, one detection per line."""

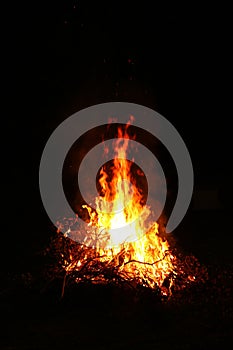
xmin=122 ymin=250 xmax=170 ymax=267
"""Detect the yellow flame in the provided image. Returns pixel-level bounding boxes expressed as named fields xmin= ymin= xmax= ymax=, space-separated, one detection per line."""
xmin=76 ymin=118 xmax=175 ymax=291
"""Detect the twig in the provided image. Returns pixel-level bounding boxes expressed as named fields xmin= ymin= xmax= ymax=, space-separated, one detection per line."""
xmin=61 ymin=273 xmax=67 ymax=299
xmin=123 ymin=250 xmax=170 ymax=267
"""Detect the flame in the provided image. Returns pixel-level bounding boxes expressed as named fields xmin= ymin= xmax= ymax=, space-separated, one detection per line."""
xmin=60 ymin=117 xmax=176 ymax=294
xmin=84 ymin=117 xmax=152 ymax=248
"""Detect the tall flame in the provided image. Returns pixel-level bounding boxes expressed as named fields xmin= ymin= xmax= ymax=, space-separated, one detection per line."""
xmin=73 ymin=117 xmax=176 ymax=292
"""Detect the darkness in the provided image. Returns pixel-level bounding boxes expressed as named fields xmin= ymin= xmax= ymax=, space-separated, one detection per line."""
xmin=2 ymin=1 xmax=233 ymax=349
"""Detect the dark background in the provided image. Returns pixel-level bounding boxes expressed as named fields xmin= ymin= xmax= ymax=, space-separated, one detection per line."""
xmin=2 ymin=1 xmax=233 ymax=349
xmin=5 ymin=0 xmax=232 ymax=267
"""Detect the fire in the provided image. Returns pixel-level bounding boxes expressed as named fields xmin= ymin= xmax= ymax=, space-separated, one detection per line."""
xmin=60 ymin=117 xmax=177 ymax=294
xmin=84 ymin=117 xmax=152 ymax=248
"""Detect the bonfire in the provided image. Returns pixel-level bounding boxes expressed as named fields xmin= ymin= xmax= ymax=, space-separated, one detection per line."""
xmin=46 ymin=118 xmax=207 ymax=298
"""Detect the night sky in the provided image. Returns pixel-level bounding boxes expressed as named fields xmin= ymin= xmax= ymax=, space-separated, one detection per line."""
xmin=4 ymin=2 xmax=232 ymax=269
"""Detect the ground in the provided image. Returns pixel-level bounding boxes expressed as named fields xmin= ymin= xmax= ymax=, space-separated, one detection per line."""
xmin=2 ymin=210 xmax=233 ymax=350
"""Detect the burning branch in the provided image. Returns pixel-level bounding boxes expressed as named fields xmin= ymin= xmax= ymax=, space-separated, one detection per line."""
xmin=43 ymin=229 xmax=207 ymax=301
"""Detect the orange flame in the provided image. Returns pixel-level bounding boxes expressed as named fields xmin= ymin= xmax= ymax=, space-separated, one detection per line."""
xmin=62 ymin=117 xmax=176 ymax=293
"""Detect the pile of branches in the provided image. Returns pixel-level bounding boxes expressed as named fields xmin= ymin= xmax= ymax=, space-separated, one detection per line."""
xmin=42 ymin=231 xmax=208 ymax=300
